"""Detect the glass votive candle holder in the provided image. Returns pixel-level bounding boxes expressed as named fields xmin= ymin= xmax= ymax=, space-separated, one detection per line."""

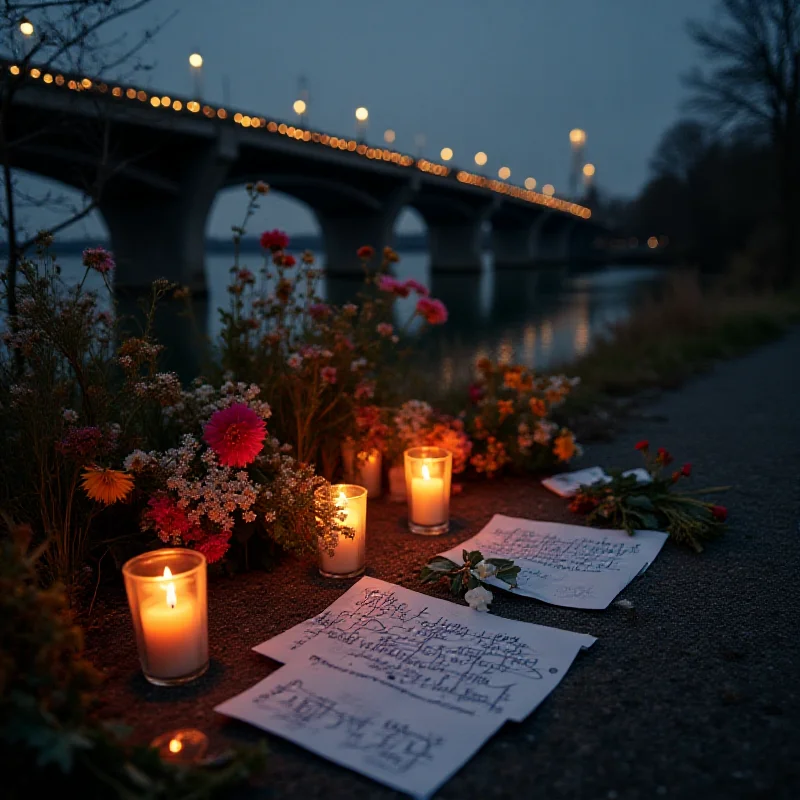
xmin=404 ymin=446 xmax=453 ymax=535
xmin=122 ymin=548 xmax=209 ymax=686
xmin=316 ymin=483 xmax=367 ymax=578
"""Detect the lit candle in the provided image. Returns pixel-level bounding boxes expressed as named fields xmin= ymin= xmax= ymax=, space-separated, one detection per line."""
xmin=123 ymin=549 xmax=208 ymax=686
xmin=139 ymin=567 xmax=206 ymax=679
xmin=410 ymin=463 xmax=445 ymax=526
xmin=404 ymin=447 xmax=453 ymax=535
xmin=317 ymin=484 xmax=367 ymax=578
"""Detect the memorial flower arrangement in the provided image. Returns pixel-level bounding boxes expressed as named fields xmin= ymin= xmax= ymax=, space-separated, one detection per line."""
xmin=568 ymin=441 xmax=729 ymax=552
xmin=215 ymin=183 xmax=449 ymax=475
xmin=125 ymin=381 xmax=347 ymax=567
xmin=465 ymin=359 xmax=582 ymax=477
xmin=420 ymin=549 xmax=520 ymax=612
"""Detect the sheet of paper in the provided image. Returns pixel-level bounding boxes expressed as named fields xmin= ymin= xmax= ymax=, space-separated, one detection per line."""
xmin=216 ymin=656 xmax=504 ymax=800
xmin=253 ymin=576 xmax=595 ymax=722
xmin=439 ymin=514 xmax=668 ymax=610
xmin=541 ymin=466 xmax=652 ymax=498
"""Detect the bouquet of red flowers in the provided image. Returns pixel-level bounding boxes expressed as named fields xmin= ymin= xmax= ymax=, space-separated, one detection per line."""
xmin=568 ymin=441 xmax=729 ymax=552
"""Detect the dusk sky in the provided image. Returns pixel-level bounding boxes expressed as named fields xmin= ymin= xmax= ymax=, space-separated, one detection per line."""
xmin=23 ymin=0 xmax=717 ymax=240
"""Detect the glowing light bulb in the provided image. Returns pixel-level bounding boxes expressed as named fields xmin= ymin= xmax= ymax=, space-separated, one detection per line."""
xmin=189 ymin=53 xmax=203 ymax=69
xmin=293 ymin=99 xmax=306 ymax=115
xmin=498 ymin=166 xmax=511 ymax=180
xmin=524 ymin=177 xmax=536 ymax=190
xmin=440 ymin=147 xmax=453 ymax=161
xmin=355 ymin=106 xmax=368 ymax=122
xmin=169 ymin=739 xmax=183 ymax=754
xmin=384 ymin=129 xmax=396 ymax=143
xmin=19 ymin=19 xmax=34 ymax=36
xmin=474 ymin=151 xmax=487 ymax=166
xmin=583 ymin=163 xmax=595 ymax=177
xmin=542 ymin=183 xmax=555 ymax=196
xmin=569 ymin=128 xmax=586 ymax=145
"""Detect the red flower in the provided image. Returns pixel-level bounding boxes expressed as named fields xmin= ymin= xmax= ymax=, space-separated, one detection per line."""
xmin=681 ymin=463 xmax=692 ymax=477
xmin=656 ymin=447 xmax=673 ymax=466
xmin=468 ymin=383 xmax=485 ymax=405
xmin=634 ymin=440 xmax=649 ymax=451
xmin=195 ymin=531 xmax=232 ymax=564
xmin=416 ymin=297 xmax=448 ymax=325
xmin=82 ymin=247 xmax=115 ymax=275
xmin=260 ymin=229 xmax=290 ymax=251
xmin=377 ymin=275 xmax=410 ymax=297
xmin=282 ymin=254 xmax=297 ymax=267
xmin=357 ymin=245 xmax=375 ymax=259
xmin=403 ymin=278 xmax=429 ymax=297
xmin=711 ymin=505 xmax=728 ymax=522
xmin=308 ymin=302 xmax=331 ymax=321
xmin=569 ymin=493 xmax=600 ymax=514
xmin=203 ymin=403 xmax=267 ymax=467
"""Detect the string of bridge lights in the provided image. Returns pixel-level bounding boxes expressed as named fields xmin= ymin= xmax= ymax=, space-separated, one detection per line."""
xmin=5 ymin=29 xmax=591 ymax=219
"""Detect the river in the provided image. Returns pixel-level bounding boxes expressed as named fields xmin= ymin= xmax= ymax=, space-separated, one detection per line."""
xmin=55 ymin=250 xmax=664 ymax=393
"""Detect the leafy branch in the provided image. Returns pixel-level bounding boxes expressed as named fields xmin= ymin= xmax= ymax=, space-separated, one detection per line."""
xmin=420 ymin=549 xmax=520 ymax=598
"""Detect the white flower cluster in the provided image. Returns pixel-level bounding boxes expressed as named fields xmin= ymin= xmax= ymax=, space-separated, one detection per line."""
xmin=133 ymin=371 xmax=183 ymax=406
xmin=393 ymin=400 xmax=433 ymax=446
xmin=163 ymin=380 xmax=271 ymax=424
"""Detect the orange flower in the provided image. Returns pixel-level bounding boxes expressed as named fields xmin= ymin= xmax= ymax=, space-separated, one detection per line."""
xmin=529 ymin=397 xmax=547 ymax=417
xmin=504 ymin=371 xmax=522 ymax=390
xmin=81 ymin=467 xmax=133 ymax=504
xmin=553 ymin=430 xmax=578 ymax=463
xmin=497 ymin=399 xmax=515 ymax=420
xmin=546 ymin=388 xmax=565 ymax=405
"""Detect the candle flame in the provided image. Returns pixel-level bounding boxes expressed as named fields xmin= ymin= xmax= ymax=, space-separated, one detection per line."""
xmin=162 ymin=566 xmax=177 ymax=609
xmin=422 ymin=464 xmax=431 ymax=481
xmin=336 ymin=490 xmax=348 ymax=508
xmin=168 ymin=738 xmax=183 ymax=754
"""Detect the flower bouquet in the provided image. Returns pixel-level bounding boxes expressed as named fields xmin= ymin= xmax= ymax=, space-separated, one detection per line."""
xmin=466 ymin=359 xmax=582 ymax=477
xmin=568 ymin=441 xmax=728 ymax=552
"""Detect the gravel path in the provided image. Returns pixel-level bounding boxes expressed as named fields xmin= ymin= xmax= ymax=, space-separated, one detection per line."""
xmin=85 ymin=329 xmax=800 ymax=800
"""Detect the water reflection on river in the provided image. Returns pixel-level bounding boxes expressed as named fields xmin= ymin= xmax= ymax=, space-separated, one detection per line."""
xmin=60 ymin=250 xmax=664 ymax=393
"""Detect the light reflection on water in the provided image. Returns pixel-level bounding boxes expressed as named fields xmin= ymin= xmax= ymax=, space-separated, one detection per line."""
xmin=55 ymin=250 xmax=664 ymax=389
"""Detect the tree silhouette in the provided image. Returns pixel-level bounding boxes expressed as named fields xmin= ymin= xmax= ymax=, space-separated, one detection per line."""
xmin=685 ymin=0 xmax=800 ymax=285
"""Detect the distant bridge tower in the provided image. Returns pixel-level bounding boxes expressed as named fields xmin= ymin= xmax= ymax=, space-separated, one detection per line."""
xmin=569 ymin=128 xmax=587 ymax=200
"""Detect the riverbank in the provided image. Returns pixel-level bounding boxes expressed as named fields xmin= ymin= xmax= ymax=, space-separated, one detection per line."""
xmin=82 ymin=326 xmax=800 ymax=799
xmin=563 ymin=274 xmax=800 ymax=440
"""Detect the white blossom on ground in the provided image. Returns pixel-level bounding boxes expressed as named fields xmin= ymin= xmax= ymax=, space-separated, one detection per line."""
xmin=464 ymin=586 xmax=493 ymax=612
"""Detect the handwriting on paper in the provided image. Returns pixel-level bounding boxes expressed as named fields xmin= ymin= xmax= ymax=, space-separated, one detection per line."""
xmin=439 ymin=515 xmax=668 ymax=610
xmin=254 ymin=577 xmax=595 ymax=722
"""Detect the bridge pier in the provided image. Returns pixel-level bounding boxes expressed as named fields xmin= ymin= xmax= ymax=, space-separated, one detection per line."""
xmin=530 ymin=214 xmax=576 ymax=265
xmin=100 ymin=132 xmax=237 ymax=295
xmin=491 ymin=209 xmax=552 ymax=269
xmin=318 ymin=209 xmax=398 ymax=275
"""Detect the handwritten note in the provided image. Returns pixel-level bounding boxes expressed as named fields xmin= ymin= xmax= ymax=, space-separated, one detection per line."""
xmin=253 ymin=577 xmax=595 ymax=722
xmin=216 ymin=656 xmax=504 ymax=800
xmin=541 ymin=466 xmax=652 ymax=498
xmin=439 ymin=515 xmax=667 ymax=609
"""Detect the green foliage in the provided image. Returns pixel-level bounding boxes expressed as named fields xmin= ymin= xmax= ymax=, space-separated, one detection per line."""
xmin=0 ymin=517 xmax=266 ymax=799
xmin=568 ymin=445 xmax=729 ymax=552
xmin=420 ymin=549 xmax=520 ymax=597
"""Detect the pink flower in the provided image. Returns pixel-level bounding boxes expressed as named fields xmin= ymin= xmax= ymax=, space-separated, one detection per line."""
xmin=468 ymin=383 xmax=485 ymax=405
xmin=260 ymin=229 xmax=290 ymax=251
xmin=416 ymin=297 xmax=448 ymax=325
xmin=237 ymin=268 xmax=255 ymax=284
xmin=203 ymin=403 xmax=267 ymax=467
xmin=309 ymin=302 xmax=332 ymax=321
xmin=403 ymin=279 xmax=429 ymax=297
xmin=82 ymin=247 xmax=115 ymax=275
xmin=320 ymin=366 xmax=338 ymax=385
xmin=355 ymin=380 xmax=375 ymax=400
xmin=377 ymin=275 xmax=410 ymax=297
xmin=194 ymin=531 xmax=232 ymax=564
xmin=376 ymin=322 xmax=394 ymax=337
xmin=57 ymin=426 xmax=114 ymax=460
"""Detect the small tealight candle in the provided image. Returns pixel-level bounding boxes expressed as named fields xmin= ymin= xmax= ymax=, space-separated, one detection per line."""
xmin=123 ymin=549 xmax=208 ymax=686
xmin=342 ymin=440 xmax=383 ymax=498
xmin=404 ymin=447 xmax=453 ymax=535
xmin=316 ymin=484 xmax=367 ymax=578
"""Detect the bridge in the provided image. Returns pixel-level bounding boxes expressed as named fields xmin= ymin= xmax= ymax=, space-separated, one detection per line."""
xmin=2 ymin=60 xmax=600 ymax=295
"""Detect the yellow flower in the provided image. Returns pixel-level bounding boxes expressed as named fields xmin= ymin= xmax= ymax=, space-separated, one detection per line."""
xmin=529 ymin=397 xmax=547 ymax=417
xmin=497 ymin=399 xmax=515 ymax=420
xmin=553 ymin=430 xmax=578 ymax=463
xmin=81 ymin=467 xmax=134 ymax=505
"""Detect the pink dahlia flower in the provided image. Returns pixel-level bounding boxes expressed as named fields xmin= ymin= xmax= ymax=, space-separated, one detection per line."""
xmin=203 ymin=403 xmax=267 ymax=467
xmin=416 ymin=297 xmax=448 ymax=325
xmin=82 ymin=247 xmax=115 ymax=275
